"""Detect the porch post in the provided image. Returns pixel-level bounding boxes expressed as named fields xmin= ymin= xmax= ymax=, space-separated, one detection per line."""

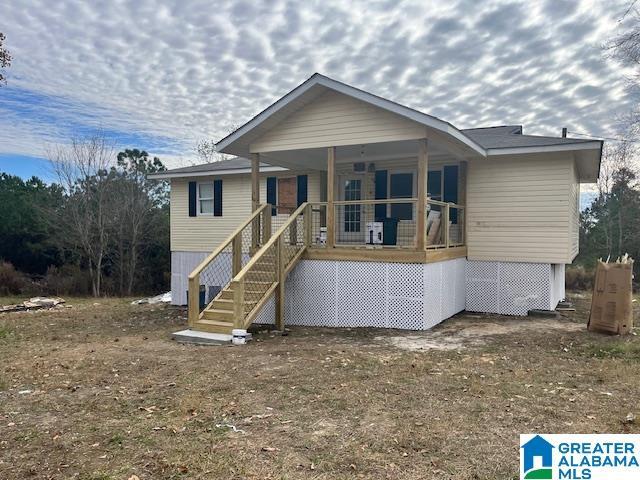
xmin=326 ymin=146 xmax=336 ymax=248
xmin=251 ymin=153 xmax=260 ymax=250
xmin=417 ymin=139 xmax=428 ymax=250
xmin=251 ymin=153 xmax=260 ymax=212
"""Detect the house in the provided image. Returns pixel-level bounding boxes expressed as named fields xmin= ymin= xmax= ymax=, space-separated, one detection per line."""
xmin=149 ymin=73 xmax=602 ymax=336
xmin=521 ymin=435 xmax=554 ymax=477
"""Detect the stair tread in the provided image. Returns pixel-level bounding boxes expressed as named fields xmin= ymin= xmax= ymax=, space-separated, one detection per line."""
xmin=205 ymin=308 xmax=233 ymax=313
xmin=197 ymin=318 xmax=234 ymax=326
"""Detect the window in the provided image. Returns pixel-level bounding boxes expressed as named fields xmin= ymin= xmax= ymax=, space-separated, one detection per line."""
xmin=344 ymin=179 xmax=361 ymax=232
xmin=428 ymin=170 xmax=442 ymax=202
xmin=198 ymin=183 xmax=214 ymax=215
xmin=389 ymin=172 xmax=414 ymax=220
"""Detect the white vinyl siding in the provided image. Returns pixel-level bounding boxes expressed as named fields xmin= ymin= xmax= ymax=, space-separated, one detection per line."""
xmin=170 ymin=171 xmax=321 ymax=252
xmin=250 ymin=90 xmax=427 ymax=153
xmin=466 ymin=153 xmax=576 ymax=264
xmin=569 ymin=160 xmax=580 ymax=260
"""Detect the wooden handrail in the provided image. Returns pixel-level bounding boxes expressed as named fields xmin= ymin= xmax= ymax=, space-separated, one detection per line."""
xmin=427 ymin=199 xmax=465 ymax=209
xmin=187 ymin=204 xmax=269 ymax=281
xmin=233 ymin=202 xmax=308 ymax=282
xmin=334 ymin=198 xmax=418 ymax=205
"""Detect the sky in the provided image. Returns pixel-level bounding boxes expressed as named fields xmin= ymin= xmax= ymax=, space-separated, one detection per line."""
xmin=0 ymin=0 xmax=637 ymax=185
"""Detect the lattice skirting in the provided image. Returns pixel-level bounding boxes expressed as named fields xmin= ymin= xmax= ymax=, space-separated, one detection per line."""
xmin=170 ymin=251 xmax=236 ymax=305
xmin=466 ymin=261 xmax=565 ymax=316
xmin=171 ymin=252 xmax=567 ymax=326
xmin=253 ymin=258 xmax=466 ymax=330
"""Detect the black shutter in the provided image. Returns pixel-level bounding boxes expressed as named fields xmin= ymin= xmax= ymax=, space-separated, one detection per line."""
xmin=443 ymin=165 xmax=458 ymax=223
xmin=374 ymin=170 xmax=387 ymax=220
xmin=266 ymin=176 xmax=277 ymax=216
xmin=297 ymin=175 xmax=308 ymax=207
xmin=213 ymin=179 xmax=223 ymax=217
xmin=188 ymin=181 xmax=197 ymax=217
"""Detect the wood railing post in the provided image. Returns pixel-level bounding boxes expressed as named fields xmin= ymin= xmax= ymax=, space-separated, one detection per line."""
xmin=304 ymin=203 xmax=312 ymax=247
xmin=232 ymin=234 xmax=242 ymax=276
xmin=188 ymin=274 xmax=199 ymax=328
xmin=326 ymin=147 xmax=335 ymax=248
xmin=289 ymin=214 xmax=298 ymax=246
xmin=417 ymin=139 xmax=428 ymax=250
xmin=232 ymin=279 xmax=244 ymax=329
xmin=262 ymin=209 xmax=271 ymax=244
xmin=275 ymin=236 xmax=285 ymax=331
xmin=444 ymin=204 xmax=450 ymax=248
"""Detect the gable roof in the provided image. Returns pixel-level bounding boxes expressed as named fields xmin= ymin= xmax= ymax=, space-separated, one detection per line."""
xmin=463 ymin=126 xmax=597 ymax=150
xmin=215 ymin=73 xmax=487 ymax=158
xmin=147 ymin=157 xmax=286 ymax=180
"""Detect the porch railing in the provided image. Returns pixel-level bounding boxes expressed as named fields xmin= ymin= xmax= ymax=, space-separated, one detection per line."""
xmin=310 ymin=198 xmax=465 ymax=250
xmin=426 ymin=199 xmax=465 ymax=249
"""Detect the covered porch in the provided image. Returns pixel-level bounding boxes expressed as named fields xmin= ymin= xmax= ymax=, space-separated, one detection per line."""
xmin=216 ymin=74 xmax=485 ymax=264
xmin=248 ymin=138 xmax=469 ymax=263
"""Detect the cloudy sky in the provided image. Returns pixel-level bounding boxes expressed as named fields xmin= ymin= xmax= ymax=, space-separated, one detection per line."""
xmin=0 ymin=0 xmax=636 ymax=179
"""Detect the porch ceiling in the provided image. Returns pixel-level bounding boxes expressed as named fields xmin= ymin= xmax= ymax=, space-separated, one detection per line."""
xmin=258 ymin=138 xmax=462 ymax=171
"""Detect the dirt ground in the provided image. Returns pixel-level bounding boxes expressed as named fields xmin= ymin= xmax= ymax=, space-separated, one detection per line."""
xmin=0 ymin=293 xmax=639 ymax=480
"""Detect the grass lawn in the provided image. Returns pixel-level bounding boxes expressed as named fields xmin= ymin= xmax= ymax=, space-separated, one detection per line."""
xmin=0 ymin=293 xmax=639 ymax=479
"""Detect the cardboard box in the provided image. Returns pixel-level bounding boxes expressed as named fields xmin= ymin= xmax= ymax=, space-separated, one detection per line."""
xmin=588 ymin=260 xmax=634 ymax=335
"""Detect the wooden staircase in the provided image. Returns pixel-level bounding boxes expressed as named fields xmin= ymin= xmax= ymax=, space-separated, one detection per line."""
xmin=188 ymin=203 xmax=310 ymax=335
xmin=194 ymin=254 xmax=277 ymax=334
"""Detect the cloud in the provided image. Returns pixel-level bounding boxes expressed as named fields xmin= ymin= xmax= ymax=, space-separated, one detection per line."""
xmin=0 ymin=0 xmax=636 ymax=168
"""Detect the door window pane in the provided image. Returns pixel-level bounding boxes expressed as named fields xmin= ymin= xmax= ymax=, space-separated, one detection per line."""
xmin=344 ymin=179 xmax=361 ymax=233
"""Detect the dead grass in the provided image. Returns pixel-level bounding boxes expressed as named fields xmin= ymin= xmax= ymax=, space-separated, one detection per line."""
xmin=0 ymin=294 xmax=639 ymax=479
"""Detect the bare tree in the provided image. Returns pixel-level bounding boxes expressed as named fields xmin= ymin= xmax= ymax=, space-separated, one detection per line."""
xmin=194 ymin=125 xmax=240 ymax=164
xmin=48 ymin=134 xmax=116 ymax=297
xmin=195 ymin=139 xmax=225 ymax=164
xmin=0 ymin=32 xmax=11 ymax=85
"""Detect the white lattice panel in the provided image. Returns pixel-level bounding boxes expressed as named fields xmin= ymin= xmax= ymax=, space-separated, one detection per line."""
xmin=499 ymin=262 xmax=550 ymax=315
xmin=253 ymin=294 xmax=275 ymax=325
xmin=424 ymin=262 xmax=443 ymax=328
xmin=466 ymin=261 xmax=558 ymax=315
xmin=271 ymin=259 xmax=466 ymax=330
xmin=284 ymin=260 xmax=337 ymax=326
xmin=335 ymin=262 xmax=388 ymax=328
xmin=465 ymin=261 xmax=499 ymax=313
xmin=550 ymin=264 xmax=565 ymax=308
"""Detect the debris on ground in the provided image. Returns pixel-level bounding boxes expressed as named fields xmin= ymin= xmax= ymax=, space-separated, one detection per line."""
xmin=0 ymin=297 xmax=65 ymax=313
xmin=215 ymin=423 xmax=246 ymax=434
xmin=131 ymin=292 xmax=171 ymax=305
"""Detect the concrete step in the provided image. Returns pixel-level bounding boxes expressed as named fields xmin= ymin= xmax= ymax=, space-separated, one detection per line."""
xmin=172 ymin=329 xmax=231 ymax=345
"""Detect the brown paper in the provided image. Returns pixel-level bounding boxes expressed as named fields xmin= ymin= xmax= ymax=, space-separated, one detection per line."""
xmin=588 ymin=260 xmax=634 ymax=335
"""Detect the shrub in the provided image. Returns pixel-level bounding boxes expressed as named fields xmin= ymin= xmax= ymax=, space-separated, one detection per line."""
xmin=41 ymin=264 xmax=92 ymax=296
xmin=0 ymin=260 xmax=28 ymax=295
xmin=565 ymin=264 xmax=594 ymax=291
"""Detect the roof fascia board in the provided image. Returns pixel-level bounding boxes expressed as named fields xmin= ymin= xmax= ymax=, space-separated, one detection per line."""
xmin=486 ymin=141 xmax=602 ymax=156
xmin=148 ymin=166 xmax=288 ymax=180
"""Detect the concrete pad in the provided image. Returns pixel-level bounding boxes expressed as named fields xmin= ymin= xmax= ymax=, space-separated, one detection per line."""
xmin=172 ymin=329 xmax=232 ymax=345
